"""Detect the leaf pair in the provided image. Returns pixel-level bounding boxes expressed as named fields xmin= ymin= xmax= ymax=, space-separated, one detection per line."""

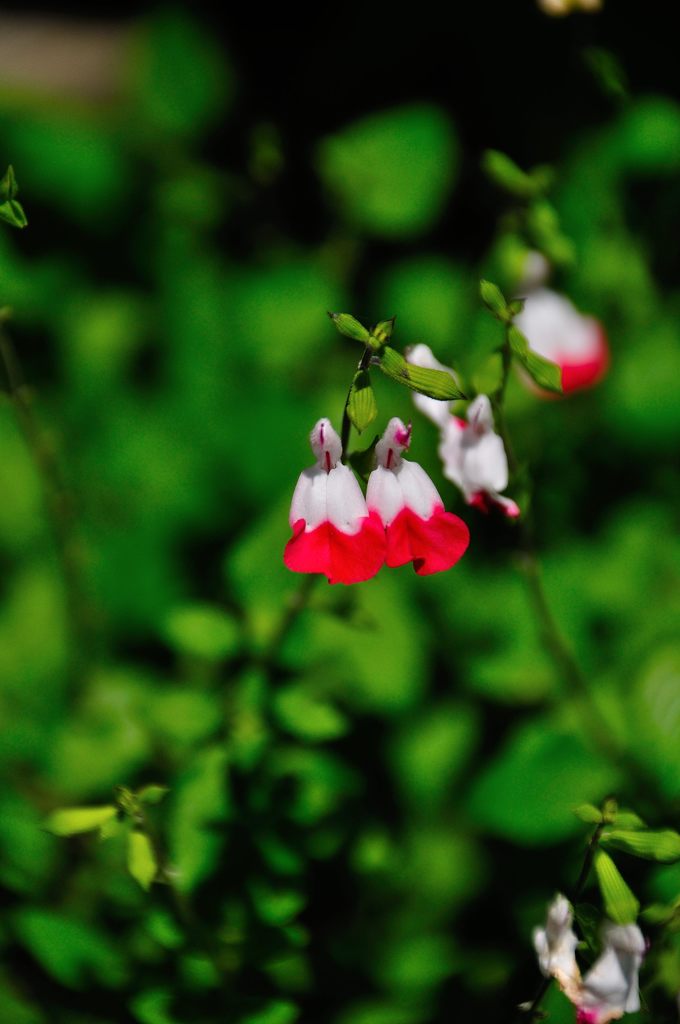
xmin=480 ymin=279 xmax=563 ymax=394
xmin=0 ymin=166 xmax=28 ymax=229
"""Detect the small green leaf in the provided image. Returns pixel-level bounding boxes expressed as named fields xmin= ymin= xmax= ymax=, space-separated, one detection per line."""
xmin=508 ymin=325 xmax=562 ymax=394
xmin=347 ymin=369 xmax=378 ymax=433
xmin=348 ymin=437 xmax=379 ymax=481
xmin=574 ymin=803 xmax=603 ymax=824
xmin=164 ymin=604 xmax=239 ymax=661
xmin=44 ymin=805 xmax=118 ymax=837
xmin=379 ymin=346 xmax=465 ymax=399
xmin=127 ymin=830 xmax=158 ymax=891
xmin=479 ymin=279 xmax=509 ymax=321
xmin=508 ymin=298 xmax=525 ymax=317
xmin=482 ymin=150 xmax=540 ymax=199
xmin=327 ymin=312 xmax=370 ymax=343
xmin=371 ymin=317 xmax=396 ymax=345
xmin=0 ymin=166 xmax=27 ymax=229
xmin=593 ymin=848 xmax=639 ymax=924
xmin=601 ymin=828 xmax=680 ymax=863
xmin=137 ymin=785 xmax=169 ymax=806
xmin=602 ymin=796 xmax=618 ymax=823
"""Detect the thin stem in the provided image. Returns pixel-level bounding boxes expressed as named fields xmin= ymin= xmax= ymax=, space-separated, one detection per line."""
xmin=0 ymin=324 xmax=93 ymax=683
xmin=341 ymin=345 xmax=373 ymax=460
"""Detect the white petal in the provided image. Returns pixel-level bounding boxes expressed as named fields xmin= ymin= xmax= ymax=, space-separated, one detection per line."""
xmin=534 ymin=895 xmax=580 ymax=986
xmin=394 ymin=460 xmax=442 ymax=519
xmin=375 ymin=417 xmax=412 ymax=469
xmin=515 ymin=289 xmax=599 ymax=363
xmin=366 ymin=464 xmax=405 ymax=525
xmin=310 ymin=418 xmax=342 ymax=468
xmin=289 ymin=467 xmax=328 ymax=531
xmin=325 ymin=464 xmax=369 ymax=535
xmin=580 ymin=923 xmax=645 ymax=1020
xmin=406 ymin=343 xmax=457 ymax=428
xmin=467 ymin=394 xmax=495 ymax=434
xmin=438 ymin=417 xmax=466 ymax=489
xmin=461 ymin=431 xmax=508 ymax=493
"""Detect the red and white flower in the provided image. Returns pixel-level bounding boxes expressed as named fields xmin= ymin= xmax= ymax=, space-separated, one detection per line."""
xmin=366 ymin=417 xmax=469 ymax=575
xmin=406 ymin=345 xmax=519 ymax=518
xmin=439 ymin=395 xmax=520 ymax=518
xmin=515 ymin=287 xmax=609 ymax=395
xmin=534 ymin=895 xmax=646 ymax=1024
xmin=284 ymin=418 xmax=385 ymax=585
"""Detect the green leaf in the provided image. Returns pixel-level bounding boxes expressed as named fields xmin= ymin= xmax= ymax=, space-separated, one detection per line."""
xmin=127 ymin=830 xmax=158 ymax=891
xmin=508 ymin=325 xmax=563 ymax=394
xmin=379 ymin=346 xmax=465 ymax=399
xmin=137 ymin=785 xmax=169 ymax=806
xmin=0 ymin=165 xmax=28 ymax=228
xmin=13 ymin=909 xmax=127 ymax=988
xmin=574 ymin=804 xmax=603 ymax=824
xmin=614 ymin=811 xmax=646 ymax=830
xmin=44 ymin=805 xmax=118 ymax=837
xmin=328 ymin=312 xmax=370 ymax=343
xmin=600 ymin=828 xmax=680 ymax=863
xmin=274 ymin=685 xmax=348 ymax=742
xmin=239 ymin=1001 xmax=299 ymax=1024
xmin=593 ymin=848 xmax=640 ymax=924
xmin=479 ymin=279 xmax=509 ymax=321
xmin=317 ymin=104 xmax=458 ymax=238
xmin=163 ymin=604 xmax=239 ymax=661
xmin=168 ymin=745 xmax=230 ymax=892
xmin=481 ymin=150 xmax=540 ymax=199
xmin=347 ymin=370 xmax=378 ymax=433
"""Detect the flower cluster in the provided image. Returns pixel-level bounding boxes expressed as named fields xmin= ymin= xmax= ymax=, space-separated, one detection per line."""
xmin=284 ymin=417 xmax=469 ymax=584
xmin=533 ymin=895 xmax=646 ymax=1024
xmin=407 ymin=344 xmax=520 ymax=518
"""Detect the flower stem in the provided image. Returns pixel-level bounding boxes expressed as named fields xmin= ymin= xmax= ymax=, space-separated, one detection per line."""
xmin=0 ymin=323 xmax=93 ymax=684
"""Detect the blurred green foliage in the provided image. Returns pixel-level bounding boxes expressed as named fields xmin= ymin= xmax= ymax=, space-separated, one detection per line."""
xmin=2 ymin=6 xmax=680 ymax=1024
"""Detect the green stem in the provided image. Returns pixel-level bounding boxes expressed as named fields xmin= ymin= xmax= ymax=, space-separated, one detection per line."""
xmin=341 ymin=344 xmax=373 ymax=460
xmin=0 ymin=325 xmax=93 ymax=684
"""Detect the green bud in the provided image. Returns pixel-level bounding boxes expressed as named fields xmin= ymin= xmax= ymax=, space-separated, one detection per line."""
xmin=600 ymin=828 xmax=680 ymax=863
xmin=508 ymin=325 xmax=562 ymax=394
xmin=371 ymin=316 xmax=396 ymax=345
xmin=479 ymin=279 xmax=510 ymax=321
xmin=573 ymin=803 xmax=603 ymax=824
xmin=593 ymin=848 xmax=639 ymax=924
xmin=347 ymin=369 xmax=378 ymax=433
xmin=379 ymin=346 xmax=465 ymax=400
xmin=327 ymin=312 xmax=371 ymax=343
xmin=482 ymin=150 xmax=540 ymax=199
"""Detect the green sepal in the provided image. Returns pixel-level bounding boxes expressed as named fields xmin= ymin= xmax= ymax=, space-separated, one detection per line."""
xmin=127 ymin=829 xmax=159 ymax=891
xmin=327 ymin=312 xmax=371 ymax=344
xmin=348 ymin=437 xmax=379 ymax=481
xmin=480 ymin=279 xmax=510 ymax=321
xmin=508 ymin=298 xmax=525 ymax=317
xmin=44 ymin=805 xmax=118 ymax=836
xmin=347 ymin=369 xmax=378 ymax=433
xmin=371 ymin=317 xmax=396 ymax=345
xmin=0 ymin=165 xmax=28 ymax=229
xmin=508 ymin=325 xmax=562 ymax=394
xmin=593 ymin=848 xmax=640 ymax=924
xmin=600 ymin=828 xmax=680 ymax=863
xmin=378 ymin=345 xmax=465 ymax=399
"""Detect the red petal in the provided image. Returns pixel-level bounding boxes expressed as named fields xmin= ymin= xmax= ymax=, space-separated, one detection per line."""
xmin=385 ymin=507 xmax=469 ymax=575
xmin=284 ymin=514 xmax=385 ymax=585
xmin=561 ymin=325 xmax=609 ymax=392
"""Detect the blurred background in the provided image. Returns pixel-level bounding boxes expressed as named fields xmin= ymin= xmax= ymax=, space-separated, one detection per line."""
xmin=2 ymin=4 xmax=680 ymax=1022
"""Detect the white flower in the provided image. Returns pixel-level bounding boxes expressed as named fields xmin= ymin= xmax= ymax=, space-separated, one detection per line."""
xmin=578 ymin=923 xmax=646 ymax=1024
xmin=533 ymin=894 xmax=580 ymax=991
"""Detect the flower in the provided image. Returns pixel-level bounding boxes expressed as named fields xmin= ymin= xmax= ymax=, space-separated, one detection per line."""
xmin=366 ymin=417 xmax=469 ymax=575
xmin=284 ymin=418 xmax=385 ymax=585
xmin=533 ymin=896 xmax=646 ymax=1024
xmin=577 ymin=923 xmax=646 ymax=1024
xmin=406 ymin=345 xmax=519 ymax=518
xmin=533 ymin=894 xmax=580 ymax=993
xmin=514 ymin=288 xmax=609 ymax=395
xmin=438 ymin=396 xmax=520 ymax=518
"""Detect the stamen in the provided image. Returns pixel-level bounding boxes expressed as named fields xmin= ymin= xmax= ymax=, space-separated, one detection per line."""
xmin=325 ymin=450 xmax=331 ymax=472
xmin=386 ymin=448 xmax=393 ymax=469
